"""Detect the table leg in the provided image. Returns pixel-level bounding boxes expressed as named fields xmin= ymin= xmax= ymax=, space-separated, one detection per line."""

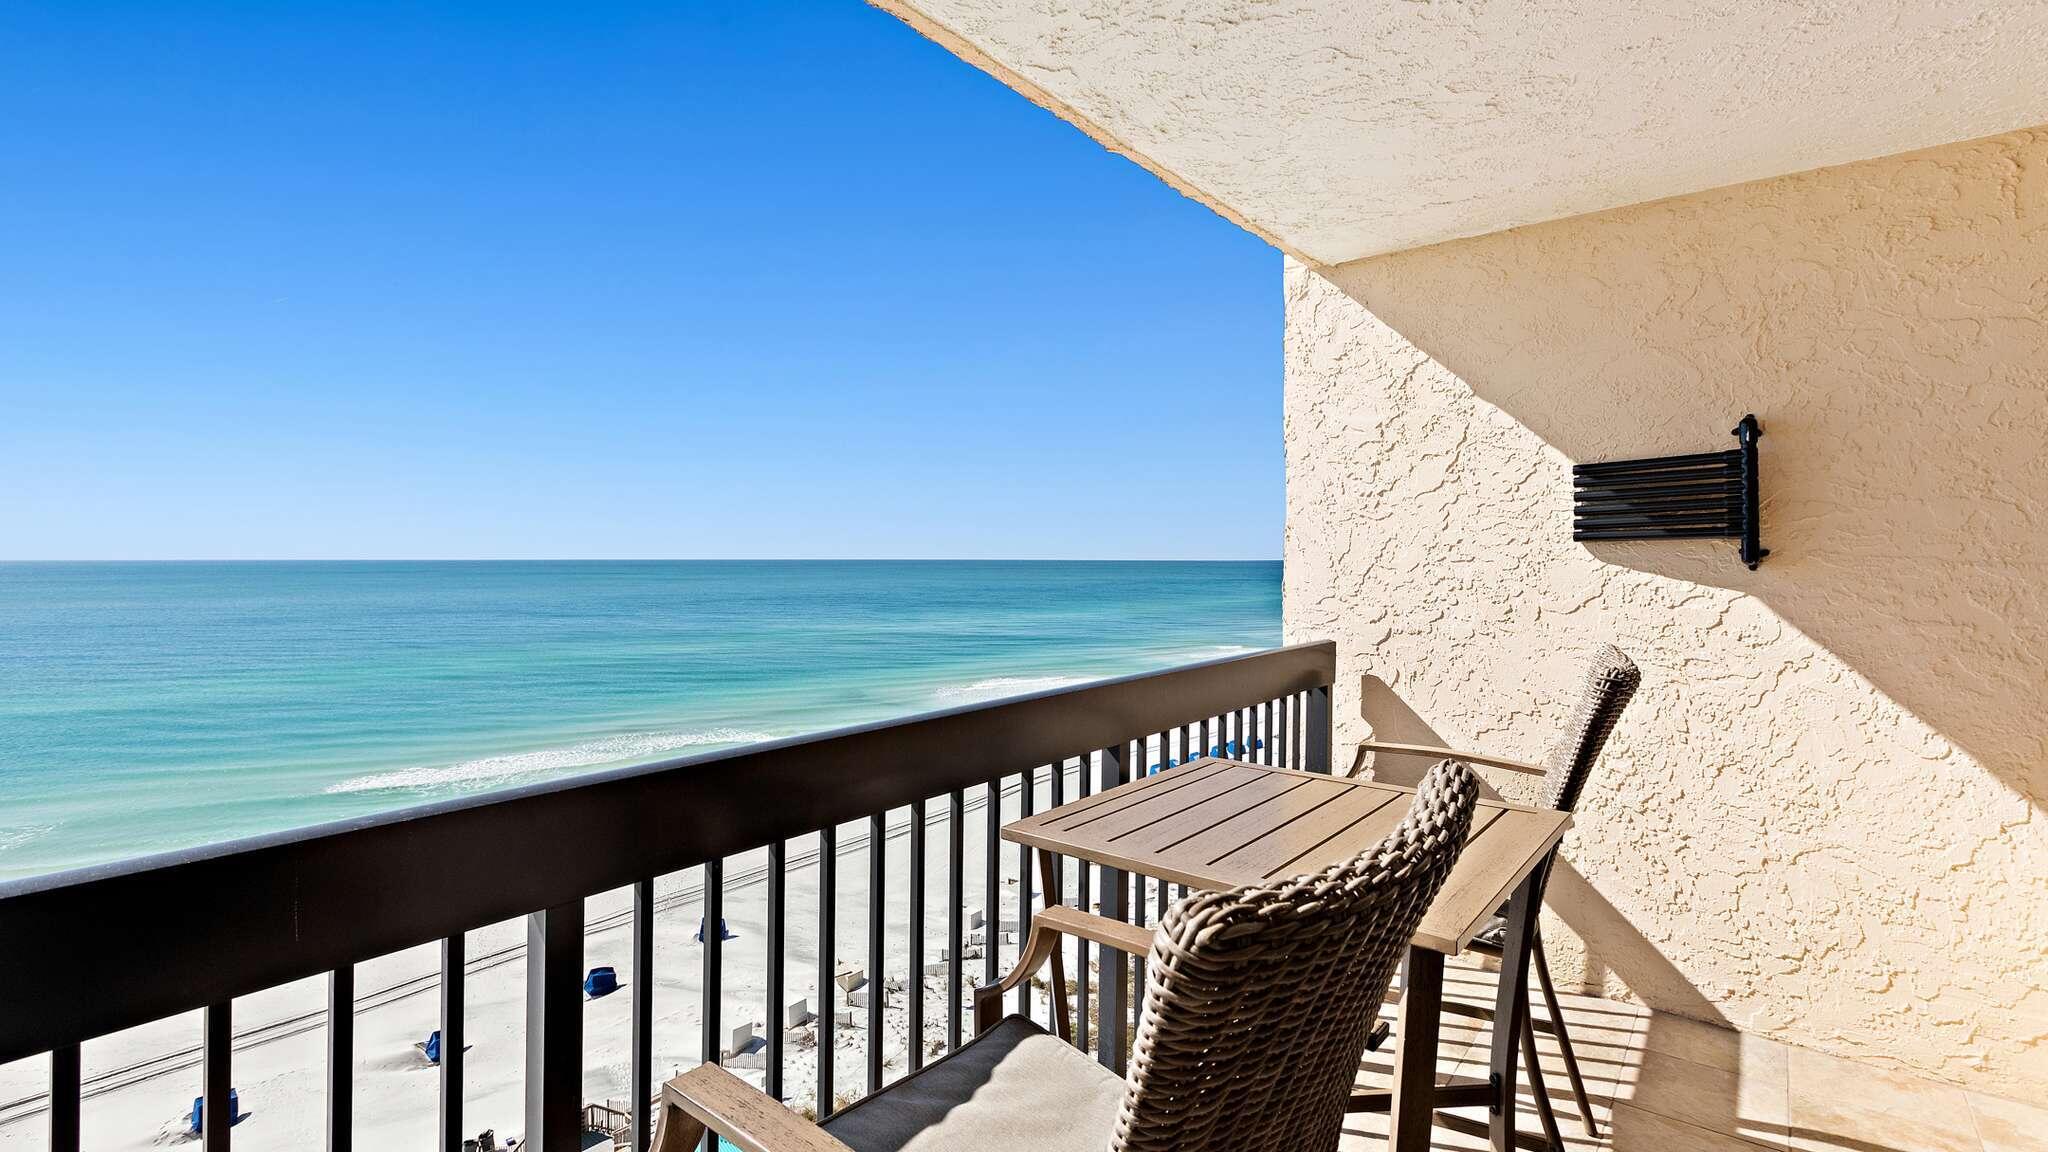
xmin=1488 ymin=871 xmax=1544 ymax=1151
xmin=1036 ymin=848 xmax=1073 ymax=1041
xmin=1387 ymin=944 xmax=1444 ymax=1152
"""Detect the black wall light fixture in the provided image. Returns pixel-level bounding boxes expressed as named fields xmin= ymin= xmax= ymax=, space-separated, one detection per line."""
xmin=1572 ymin=415 xmax=1767 ymax=569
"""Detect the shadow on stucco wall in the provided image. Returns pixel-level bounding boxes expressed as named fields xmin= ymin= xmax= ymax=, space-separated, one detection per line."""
xmin=1290 ymin=127 xmax=2048 ymax=1090
xmin=1360 ymin=674 xmax=1726 ymax=1023
xmin=1324 ymin=127 xmax=2046 ymax=819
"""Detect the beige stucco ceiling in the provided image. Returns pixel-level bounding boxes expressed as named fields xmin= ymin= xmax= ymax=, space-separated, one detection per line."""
xmin=874 ymin=0 xmax=2048 ymax=264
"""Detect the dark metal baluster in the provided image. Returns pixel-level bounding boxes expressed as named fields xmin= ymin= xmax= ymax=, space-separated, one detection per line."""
xmin=526 ymin=901 xmax=584 ymax=1152
xmin=1014 ymin=769 xmax=1035 ymax=1017
xmin=1138 ymin=746 xmax=1155 ymax=934
xmin=1155 ymin=740 xmax=1169 ymax=923
xmin=1074 ymin=753 xmax=1092 ymax=1052
xmin=817 ymin=826 xmax=836 ymax=1118
xmin=704 ymin=860 xmax=725 ymax=1096
xmin=203 ymin=1000 xmax=231 ymax=1152
xmin=984 ymin=782 xmax=1000 ymax=991
xmin=327 ymin=967 xmax=351 ymax=1152
xmin=1132 ymin=752 xmax=1148 ymax=938
xmin=1308 ymin=684 xmax=1333 ymax=774
xmin=1171 ymin=725 xmax=1187 ymax=906
xmin=1047 ymin=757 xmax=1065 ymax=1033
xmin=866 ymin=815 xmax=884 ymax=1095
xmin=50 ymin=1043 xmax=79 ymax=1152
xmin=632 ymin=879 xmax=655 ymax=1150
xmin=1155 ymin=733 xmax=1171 ymax=922
xmin=946 ymin=789 xmax=964 ymax=1053
xmin=908 ymin=799 xmax=926 ymax=1072
xmin=1124 ymin=739 xmax=1146 ymax=1047
xmin=1289 ymin=691 xmax=1301 ymax=771
xmin=1288 ymin=693 xmax=1300 ymax=770
xmin=766 ymin=843 xmax=786 ymax=1102
xmin=1093 ymin=743 xmax=1128 ymax=1073
xmin=440 ymin=933 xmax=464 ymax=1152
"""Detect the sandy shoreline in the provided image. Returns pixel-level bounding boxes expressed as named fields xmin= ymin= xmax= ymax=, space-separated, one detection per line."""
xmin=0 ymin=763 xmax=1146 ymax=1150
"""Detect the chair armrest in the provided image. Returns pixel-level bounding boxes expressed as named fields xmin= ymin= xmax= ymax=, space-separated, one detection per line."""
xmin=1035 ymin=904 xmax=1156 ymax=957
xmin=653 ymin=1063 xmax=856 ymax=1152
xmin=972 ymin=905 xmax=1159 ymax=1033
xmin=1348 ymin=740 xmax=1547 ymax=779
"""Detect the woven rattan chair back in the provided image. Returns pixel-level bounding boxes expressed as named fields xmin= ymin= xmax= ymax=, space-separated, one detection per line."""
xmin=1536 ymin=644 xmax=1640 ymax=814
xmin=1108 ymin=759 xmax=1480 ymax=1152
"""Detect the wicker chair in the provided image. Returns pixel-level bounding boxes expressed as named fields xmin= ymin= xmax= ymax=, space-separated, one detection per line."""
xmin=650 ymin=759 xmax=1480 ymax=1152
xmin=1347 ymin=643 xmax=1640 ymax=1144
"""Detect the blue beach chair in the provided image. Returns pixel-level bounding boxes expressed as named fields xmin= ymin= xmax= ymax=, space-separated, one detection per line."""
xmin=188 ymin=1089 xmax=242 ymax=1133
xmin=416 ymin=1029 xmax=470 ymax=1065
xmin=695 ymin=918 xmax=737 ymax=943
xmin=584 ymin=966 xmax=619 ymax=999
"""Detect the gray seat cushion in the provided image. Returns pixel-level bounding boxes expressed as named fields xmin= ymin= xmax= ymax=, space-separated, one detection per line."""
xmin=1472 ymin=911 xmax=1509 ymax=951
xmin=819 ymin=1015 xmax=1125 ymax=1152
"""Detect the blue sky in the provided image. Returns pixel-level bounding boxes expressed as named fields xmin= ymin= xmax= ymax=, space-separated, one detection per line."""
xmin=0 ymin=1 xmax=1281 ymax=560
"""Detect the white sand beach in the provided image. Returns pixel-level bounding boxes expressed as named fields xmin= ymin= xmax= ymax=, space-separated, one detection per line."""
xmin=0 ymin=760 xmax=1183 ymax=1150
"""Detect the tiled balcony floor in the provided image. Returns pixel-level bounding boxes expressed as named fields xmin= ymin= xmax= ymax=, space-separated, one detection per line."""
xmin=1339 ymin=960 xmax=2047 ymax=1152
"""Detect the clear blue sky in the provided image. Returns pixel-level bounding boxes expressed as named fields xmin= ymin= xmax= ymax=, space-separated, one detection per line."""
xmin=0 ymin=1 xmax=1281 ymax=560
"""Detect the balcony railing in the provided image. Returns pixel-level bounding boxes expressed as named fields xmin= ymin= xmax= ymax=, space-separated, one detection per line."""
xmin=0 ymin=641 xmax=1334 ymax=1151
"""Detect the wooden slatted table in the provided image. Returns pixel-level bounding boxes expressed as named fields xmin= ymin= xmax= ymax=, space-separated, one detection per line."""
xmin=1004 ymin=756 xmax=1571 ymax=1152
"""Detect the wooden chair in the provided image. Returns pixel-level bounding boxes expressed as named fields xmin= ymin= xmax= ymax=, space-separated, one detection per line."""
xmin=1348 ymin=643 xmax=1640 ymax=1144
xmin=651 ymin=759 xmax=1481 ymax=1152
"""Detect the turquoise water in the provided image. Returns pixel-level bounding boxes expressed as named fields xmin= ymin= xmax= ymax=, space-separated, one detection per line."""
xmin=0 ymin=561 xmax=1280 ymax=880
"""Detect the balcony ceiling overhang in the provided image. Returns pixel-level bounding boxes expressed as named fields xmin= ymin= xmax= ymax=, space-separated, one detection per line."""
xmin=875 ymin=1 xmax=2048 ymax=264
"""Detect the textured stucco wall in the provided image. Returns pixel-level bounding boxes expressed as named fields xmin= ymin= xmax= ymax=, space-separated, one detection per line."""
xmin=1284 ymin=128 xmax=2048 ymax=1094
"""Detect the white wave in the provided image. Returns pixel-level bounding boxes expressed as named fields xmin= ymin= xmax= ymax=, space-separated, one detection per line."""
xmin=323 ymin=728 xmax=773 ymax=796
xmin=0 ymin=824 xmax=54 ymax=854
xmin=1177 ymin=644 xmax=1261 ymax=660
xmin=932 ymin=675 xmax=1093 ymax=703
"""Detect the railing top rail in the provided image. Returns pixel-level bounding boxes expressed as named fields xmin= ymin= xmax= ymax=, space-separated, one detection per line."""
xmin=0 ymin=641 xmax=1332 ymax=1063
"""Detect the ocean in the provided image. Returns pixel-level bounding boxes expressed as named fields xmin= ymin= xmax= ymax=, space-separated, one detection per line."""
xmin=0 ymin=560 xmax=1280 ymax=880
